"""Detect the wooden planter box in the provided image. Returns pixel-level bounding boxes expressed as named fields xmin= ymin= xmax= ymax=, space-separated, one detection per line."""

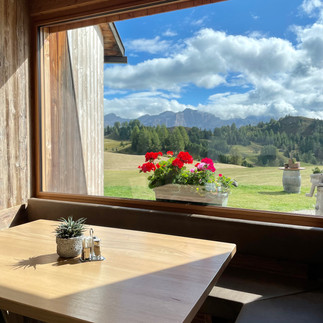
xmin=153 ymin=184 xmax=229 ymax=206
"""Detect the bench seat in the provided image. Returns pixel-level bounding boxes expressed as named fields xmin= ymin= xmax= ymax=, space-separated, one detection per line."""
xmin=235 ymin=290 xmax=323 ymax=323
xmin=210 ymin=266 xmax=316 ymax=304
xmin=200 ymin=265 xmax=321 ymax=322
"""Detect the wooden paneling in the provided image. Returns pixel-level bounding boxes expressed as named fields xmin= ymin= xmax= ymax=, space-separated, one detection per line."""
xmin=99 ymin=23 xmax=125 ymax=57
xmin=41 ymin=26 xmax=104 ymax=195
xmin=0 ymin=205 xmax=27 ymax=231
xmin=68 ymin=26 xmax=104 ymax=195
xmin=41 ymin=31 xmax=88 ymax=194
xmin=0 ymin=0 xmax=30 ymax=213
xmin=29 ymin=0 xmax=226 ymax=26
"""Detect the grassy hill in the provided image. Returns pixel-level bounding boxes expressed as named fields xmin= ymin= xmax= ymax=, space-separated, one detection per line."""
xmin=275 ymin=115 xmax=320 ymax=136
xmin=104 ymin=151 xmax=321 ymax=213
xmin=104 ymin=139 xmax=131 ymax=153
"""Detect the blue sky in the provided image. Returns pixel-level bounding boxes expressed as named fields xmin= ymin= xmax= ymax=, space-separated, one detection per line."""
xmin=103 ymin=0 xmax=323 ymax=120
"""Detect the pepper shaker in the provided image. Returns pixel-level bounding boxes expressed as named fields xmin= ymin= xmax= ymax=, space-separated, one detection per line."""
xmin=93 ymin=238 xmax=101 ymax=259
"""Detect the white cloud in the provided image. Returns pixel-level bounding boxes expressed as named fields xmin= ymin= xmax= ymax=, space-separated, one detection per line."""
xmin=296 ymin=23 xmax=323 ymax=67
xmin=104 ymin=92 xmax=194 ymax=118
xmin=163 ymin=29 xmax=177 ymax=37
xmin=105 ymin=29 xmax=298 ymax=91
xmin=125 ymin=36 xmax=171 ymax=54
xmin=251 ymin=13 xmax=260 ymax=20
xmin=247 ymin=31 xmax=267 ymax=39
xmin=191 ymin=17 xmax=206 ymax=26
xmin=301 ymin=0 xmax=323 ymax=16
xmin=104 ymin=4 xmax=323 ymax=120
xmin=104 ymin=89 xmax=127 ymax=96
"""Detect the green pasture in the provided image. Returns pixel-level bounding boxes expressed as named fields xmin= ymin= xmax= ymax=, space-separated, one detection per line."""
xmin=104 ymin=138 xmax=131 ymax=153
xmin=104 ymin=151 xmax=320 ymax=213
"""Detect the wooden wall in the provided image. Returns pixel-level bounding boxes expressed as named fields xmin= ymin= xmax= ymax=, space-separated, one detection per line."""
xmin=0 ymin=0 xmax=31 ymax=224
xmin=41 ymin=26 xmax=104 ymax=195
xmin=68 ymin=26 xmax=104 ymax=196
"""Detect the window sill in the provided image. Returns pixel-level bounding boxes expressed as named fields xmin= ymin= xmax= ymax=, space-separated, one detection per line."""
xmin=36 ymin=192 xmax=323 ymax=228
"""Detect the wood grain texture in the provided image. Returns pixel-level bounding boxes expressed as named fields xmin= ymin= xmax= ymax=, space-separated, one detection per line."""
xmin=0 ymin=220 xmax=236 ymax=323
xmin=41 ymin=30 xmax=88 ymax=194
xmin=0 ymin=205 xmax=26 ymax=231
xmin=0 ymin=0 xmax=31 ymax=211
xmin=29 ymin=0 xmax=226 ymax=26
xmin=36 ymin=191 xmax=323 ymax=228
xmin=67 ymin=26 xmax=104 ymax=196
xmin=99 ymin=23 xmax=125 ymax=57
xmin=41 ymin=27 xmax=104 ymax=195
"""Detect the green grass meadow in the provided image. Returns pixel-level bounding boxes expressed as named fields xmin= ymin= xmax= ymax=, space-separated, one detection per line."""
xmin=104 ymin=149 xmax=320 ymax=213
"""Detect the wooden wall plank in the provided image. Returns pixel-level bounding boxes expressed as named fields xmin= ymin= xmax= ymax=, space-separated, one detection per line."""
xmin=0 ymin=0 xmax=30 ymax=213
xmin=0 ymin=205 xmax=27 ymax=231
xmin=41 ymin=26 xmax=104 ymax=195
xmin=41 ymin=31 xmax=88 ymax=194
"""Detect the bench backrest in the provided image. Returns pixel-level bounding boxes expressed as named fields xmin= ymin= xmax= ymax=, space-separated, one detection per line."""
xmin=27 ymin=198 xmax=323 ymax=266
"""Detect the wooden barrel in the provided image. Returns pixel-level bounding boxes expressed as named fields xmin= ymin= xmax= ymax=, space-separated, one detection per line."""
xmin=282 ymin=170 xmax=301 ymax=193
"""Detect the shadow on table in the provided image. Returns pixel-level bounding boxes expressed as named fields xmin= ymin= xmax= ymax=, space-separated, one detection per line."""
xmin=11 ymin=253 xmax=81 ymax=270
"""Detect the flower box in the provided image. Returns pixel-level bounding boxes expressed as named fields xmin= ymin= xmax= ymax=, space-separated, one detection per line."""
xmin=310 ymin=173 xmax=323 ymax=186
xmin=153 ymin=184 xmax=228 ymax=206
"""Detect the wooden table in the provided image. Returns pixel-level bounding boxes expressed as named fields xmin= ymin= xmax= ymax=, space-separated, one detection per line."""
xmin=0 ymin=220 xmax=236 ymax=323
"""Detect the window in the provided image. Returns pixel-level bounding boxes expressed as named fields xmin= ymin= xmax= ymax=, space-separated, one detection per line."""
xmin=38 ymin=0 xmax=323 ymax=225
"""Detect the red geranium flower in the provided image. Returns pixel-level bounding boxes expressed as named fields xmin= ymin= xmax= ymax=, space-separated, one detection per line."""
xmin=145 ymin=152 xmax=160 ymax=162
xmin=177 ymin=151 xmax=193 ymax=164
xmin=201 ymin=157 xmax=216 ymax=172
xmin=140 ymin=162 xmax=156 ymax=173
xmin=219 ymin=173 xmax=223 ymax=177
xmin=167 ymin=151 xmax=174 ymax=156
xmin=172 ymin=158 xmax=184 ymax=169
xmin=156 ymin=163 xmax=160 ymax=169
xmin=201 ymin=157 xmax=213 ymax=165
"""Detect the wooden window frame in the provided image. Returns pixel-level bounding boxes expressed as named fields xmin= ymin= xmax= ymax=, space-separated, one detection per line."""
xmin=31 ymin=0 xmax=323 ymax=228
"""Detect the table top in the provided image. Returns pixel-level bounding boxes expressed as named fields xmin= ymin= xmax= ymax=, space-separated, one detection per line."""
xmin=0 ymin=220 xmax=236 ymax=323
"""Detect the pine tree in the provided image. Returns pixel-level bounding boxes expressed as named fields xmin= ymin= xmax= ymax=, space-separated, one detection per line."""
xmin=168 ymin=127 xmax=185 ymax=153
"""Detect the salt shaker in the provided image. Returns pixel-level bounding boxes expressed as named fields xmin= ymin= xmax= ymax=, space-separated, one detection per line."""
xmin=82 ymin=237 xmax=91 ymax=260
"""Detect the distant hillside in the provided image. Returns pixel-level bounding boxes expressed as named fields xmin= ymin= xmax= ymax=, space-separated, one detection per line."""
xmin=104 ymin=108 xmax=270 ymax=129
xmin=105 ymin=114 xmax=323 ymax=164
xmin=272 ymin=115 xmax=321 ymax=136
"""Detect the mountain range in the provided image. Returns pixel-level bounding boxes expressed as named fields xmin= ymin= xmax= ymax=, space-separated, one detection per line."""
xmin=104 ymin=108 xmax=271 ymax=130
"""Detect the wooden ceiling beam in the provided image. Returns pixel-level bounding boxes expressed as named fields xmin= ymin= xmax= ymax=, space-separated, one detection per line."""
xmin=29 ymin=0 xmax=226 ymax=26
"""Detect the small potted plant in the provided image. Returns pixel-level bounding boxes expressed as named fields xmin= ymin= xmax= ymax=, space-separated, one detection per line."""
xmin=288 ymin=157 xmax=300 ymax=169
xmin=55 ymin=217 xmax=86 ymax=258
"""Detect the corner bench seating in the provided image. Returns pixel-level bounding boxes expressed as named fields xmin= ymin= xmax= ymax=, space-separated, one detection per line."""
xmin=5 ymin=198 xmax=323 ymax=323
xmin=203 ymin=263 xmax=323 ymax=322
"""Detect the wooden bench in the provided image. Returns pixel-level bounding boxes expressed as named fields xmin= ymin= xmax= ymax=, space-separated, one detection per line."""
xmin=201 ymin=258 xmax=323 ymax=322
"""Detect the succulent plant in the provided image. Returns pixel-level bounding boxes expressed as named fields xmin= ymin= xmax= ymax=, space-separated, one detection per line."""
xmin=55 ymin=217 xmax=86 ymax=239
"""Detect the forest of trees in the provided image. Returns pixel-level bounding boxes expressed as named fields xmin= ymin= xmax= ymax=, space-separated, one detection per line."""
xmin=104 ymin=116 xmax=323 ymax=167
